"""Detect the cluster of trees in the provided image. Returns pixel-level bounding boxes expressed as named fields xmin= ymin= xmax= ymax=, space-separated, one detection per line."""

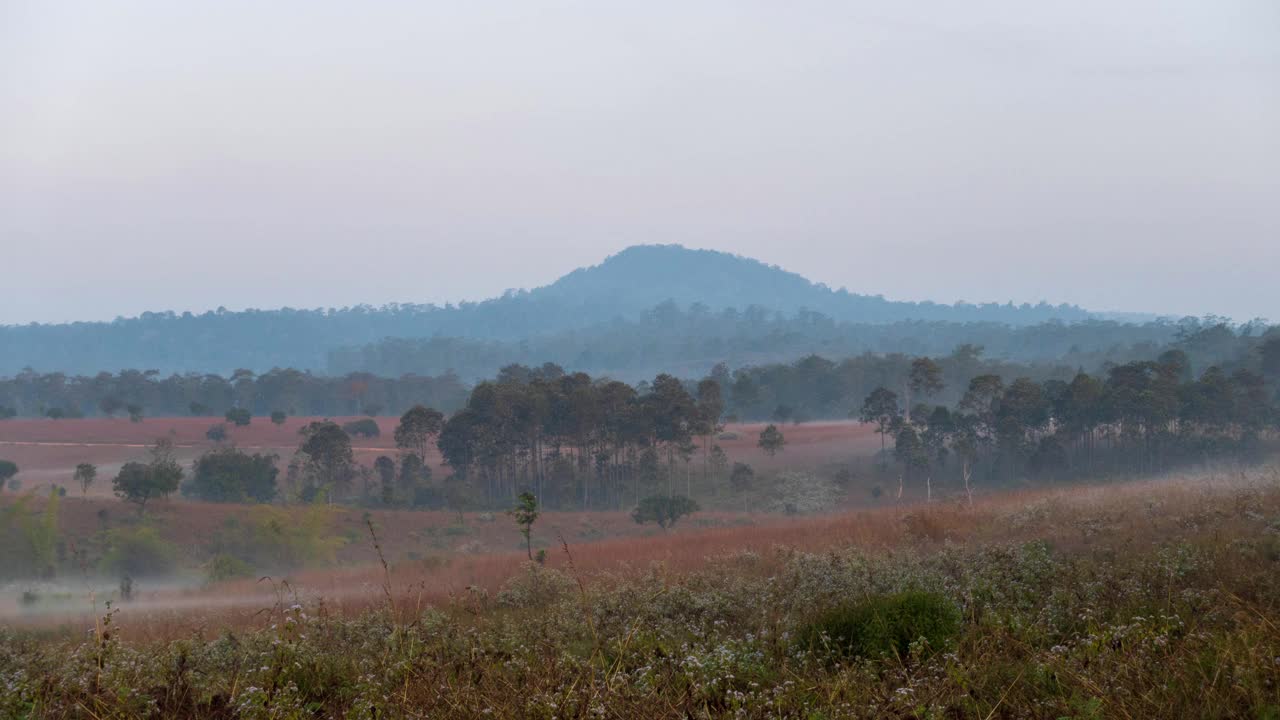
xmin=5 ymin=322 xmax=1271 ymax=425
xmin=112 ymin=439 xmax=184 ymax=513
xmin=185 ymin=408 xmax=445 ymax=508
xmin=6 ymin=331 xmax=1275 ymax=519
xmin=716 ymin=324 xmax=1277 ymax=422
xmin=864 ymin=350 xmax=1280 ymax=503
xmin=434 ymin=364 xmax=728 ymax=511
xmin=0 ymin=367 xmax=467 ymax=420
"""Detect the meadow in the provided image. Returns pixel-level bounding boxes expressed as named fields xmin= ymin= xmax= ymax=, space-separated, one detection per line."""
xmin=0 ymin=416 xmax=880 ymax=500
xmin=3 ymin=464 xmax=1278 ymax=718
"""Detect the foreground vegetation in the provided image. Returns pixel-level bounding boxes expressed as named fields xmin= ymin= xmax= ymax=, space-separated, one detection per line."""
xmin=3 ymin=469 xmax=1279 ymax=718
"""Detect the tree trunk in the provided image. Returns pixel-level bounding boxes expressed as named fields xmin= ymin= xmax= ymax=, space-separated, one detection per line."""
xmin=962 ymin=460 xmax=973 ymax=509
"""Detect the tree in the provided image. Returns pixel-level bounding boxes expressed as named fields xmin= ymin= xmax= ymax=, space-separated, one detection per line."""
xmin=398 ymin=453 xmax=431 ymax=505
xmin=772 ymin=404 xmax=795 ymax=424
xmin=1261 ymin=336 xmax=1280 ymax=381
xmin=185 ymin=448 xmax=279 ymax=503
xmin=893 ymin=425 xmax=928 ymax=501
xmin=908 ymin=357 xmax=945 ymax=403
xmin=696 ymin=377 xmax=725 ymax=482
xmin=859 ymin=387 xmax=900 ymax=455
xmin=508 ymin=491 xmax=539 ymax=560
xmin=126 ymin=404 xmax=144 ymax=423
xmin=99 ymin=396 xmax=124 ymax=418
xmin=206 ymin=423 xmax=228 ymax=443
xmin=374 ymin=455 xmax=397 ymax=505
xmin=395 ymin=405 xmax=444 ymax=461
xmin=949 ymin=415 xmax=980 ymax=507
xmin=270 ymin=410 xmax=288 ymax=426
xmin=708 ymin=444 xmax=728 ymax=480
xmin=757 ymin=424 xmax=786 ymax=457
xmin=0 ymin=460 xmax=17 ymax=492
xmin=632 ymin=494 xmax=699 ymax=530
xmin=729 ymin=462 xmax=754 ymax=491
xmin=296 ymin=421 xmax=356 ymax=502
xmin=112 ymin=439 xmax=183 ymax=514
xmin=74 ymin=463 xmax=97 ymax=497
xmin=225 ymin=407 xmax=251 ymax=427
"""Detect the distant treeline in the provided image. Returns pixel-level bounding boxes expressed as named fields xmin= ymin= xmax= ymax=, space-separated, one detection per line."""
xmin=0 ymin=368 xmax=468 ymax=420
xmin=877 ymin=352 xmax=1278 ymax=501
xmin=328 ymin=304 xmax=1199 ymax=382
xmin=2 ymin=322 xmax=1275 ymax=425
xmin=1 ymin=302 xmax=1122 ymax=380
xmin=384 ymin=343 xmax=1280 ymax=511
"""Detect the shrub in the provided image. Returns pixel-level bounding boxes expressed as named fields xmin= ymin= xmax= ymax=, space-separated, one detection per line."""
xmin=224 ymin=407 xmax=251 ymax=427
xmin=184 ymin=447 xmax=279 ymax=503
xmin=796 ymin=591 xmax=961 ymax=662
xmin=342 ymin=418 xmax=380 ymax=438
xmin=0 ymin=490 xmax=59 ymax=580
xmin=496 ymin=563 xmax=576 ymax=608
xmin=101 ymin=526 xmax=177 ymax=578
xmin=205 ymin=423 xmax=228 ymax=442
xmin=632 ymin=494 xmax=699 ymax=529
xmin=0 ymin=459 xmax=17 ymax=487
xmin=212 ymin=506 xmax=344 ymax=572
xmin=270 ymin=410 xmax=287 ymax=425
xmin=206 ymin=553 xmax=254 ymax=583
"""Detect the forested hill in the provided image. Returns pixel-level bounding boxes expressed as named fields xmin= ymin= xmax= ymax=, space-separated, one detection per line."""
xmin=328 ymin=310 xmax=1192 ymax=384
xmin=1 ymin=244 xmax=1097 ymax=376
xmin=536 ymin=245 xmax=1093 ymax=325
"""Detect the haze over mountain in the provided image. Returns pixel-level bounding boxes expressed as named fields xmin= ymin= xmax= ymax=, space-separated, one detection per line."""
xmin=533 ymin=246 xmax=1093 ymax=324
xmin=1 ymin=244 xmax=1132 ymax=378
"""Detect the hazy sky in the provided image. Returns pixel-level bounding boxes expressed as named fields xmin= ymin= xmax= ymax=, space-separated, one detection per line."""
xmin=2 ymin=1 xmax=1278 ymax=325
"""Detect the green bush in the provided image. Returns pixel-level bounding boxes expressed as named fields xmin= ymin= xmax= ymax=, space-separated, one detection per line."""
xmin=210 ymin=506 xmax=344 ymax=572
xmin=205 ymin=553 xmax=254 ymax=583
xmin=101 ymin=526 xmax=177 ymax=578
xmin=796 ymin=591 xmax=961 ymax=661
xmin=0 ymin=490 xmax=59 ymax=580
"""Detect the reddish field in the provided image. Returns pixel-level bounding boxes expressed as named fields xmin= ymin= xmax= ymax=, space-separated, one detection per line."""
xmin=0 ymin=416 xmax=881 ymax=497
xmin=8 ymin=469 xmax=1270 ymax=638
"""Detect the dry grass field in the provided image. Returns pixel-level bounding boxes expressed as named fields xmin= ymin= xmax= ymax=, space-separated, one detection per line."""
xmin=5 ymin=413 xmax=1279 ymax=716
xmin=0 ymin=416 xmax=881 ymax=498
xmin=6 ymin=464 xmax=1275 ymax=635
xmin=4 ymin=465 xmax=1279 ymax=717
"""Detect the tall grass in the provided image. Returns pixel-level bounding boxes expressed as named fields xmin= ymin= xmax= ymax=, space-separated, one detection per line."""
xmin=3 ymin=469 xmax=1280 ymax=717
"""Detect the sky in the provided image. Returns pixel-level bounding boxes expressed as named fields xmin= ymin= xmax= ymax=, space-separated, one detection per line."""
xmin=2 ymin=1 xmax=1278 ymax=325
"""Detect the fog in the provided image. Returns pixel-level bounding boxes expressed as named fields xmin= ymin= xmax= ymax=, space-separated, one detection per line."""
xmin=3 ymin=1 xmax=1279 ymax=325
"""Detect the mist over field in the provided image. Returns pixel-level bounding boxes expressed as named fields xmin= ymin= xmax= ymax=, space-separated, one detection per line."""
xmin=3 ymin=2 xmax=1280 ymax=717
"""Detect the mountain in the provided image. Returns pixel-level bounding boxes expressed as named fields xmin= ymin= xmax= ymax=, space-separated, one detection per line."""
xmin=0 ymin=244 xmax=1096 ymax=376
xmin=528 ymin=245 xmax=1091 ymax=324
